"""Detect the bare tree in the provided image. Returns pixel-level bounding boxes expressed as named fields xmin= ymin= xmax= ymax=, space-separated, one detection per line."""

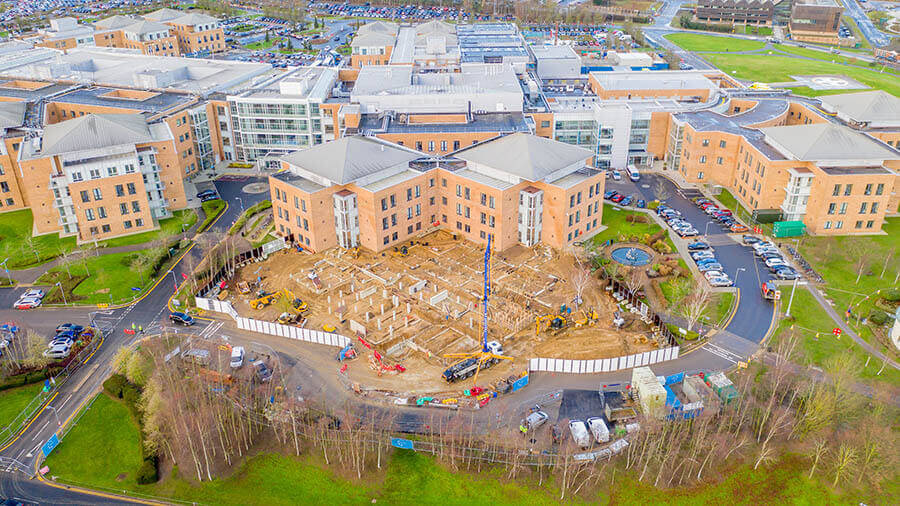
xmin=678 ymin=284 xmax=710 ymax=332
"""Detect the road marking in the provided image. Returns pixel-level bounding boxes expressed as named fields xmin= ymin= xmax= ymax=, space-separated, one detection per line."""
xmin=73 ymin=363 xmax=100 ymax=393
xmin=721 ymin=288 xmax=740 ymax=329
xmin=82 ymin=334 xmax=104 ymax=365
xmin=32 ymin=420 xmax=52 ymax=441
xmin=704 ymin=344 xmax=738 ymax=364
xmin=0 ymin=391 xmax=59 ymax=453
xmin=58 ymin=394 xmax=73 ymax=411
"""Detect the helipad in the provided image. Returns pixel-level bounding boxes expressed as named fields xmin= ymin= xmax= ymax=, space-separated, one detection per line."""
xmin=789 ymin=75 xmax=869 ymax=91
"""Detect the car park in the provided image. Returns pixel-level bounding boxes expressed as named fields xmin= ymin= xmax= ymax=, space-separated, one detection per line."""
xmin=698 ymin=262 xmax=724 ymax=272
xmin=169 ymin=312 xmax=194 ymax=326
xmin=43 ymin=343 xmax=71 ymax=360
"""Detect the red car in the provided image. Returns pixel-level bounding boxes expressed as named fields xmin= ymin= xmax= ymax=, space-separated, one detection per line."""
xmin=14 ymin=298 xmax=41 ymax=310
xmin=730 ymin=223 xmax=749 ymax=233
xmin=611 ymin=194 xmax=625 ymax=203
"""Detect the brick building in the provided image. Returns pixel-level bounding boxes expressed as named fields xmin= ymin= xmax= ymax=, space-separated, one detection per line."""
xmin=695 ymin=0 xmax=775 ymax=26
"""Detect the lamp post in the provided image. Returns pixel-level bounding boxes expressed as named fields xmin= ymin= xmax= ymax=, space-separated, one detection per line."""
xmin=55 ymin=281 xmax=67 ymax=306
xmin=785 ymin=275 xmax=800 ymax=318
xmin=0 ymin=258 xmax=10 ymax=285
xmin=733 ymin=267 xmax=746 ymax=286
xmin=704 ymin=221 xmax=713 ymax=237
xmin=236 ymin=197 xmax=244 ymax=213
xmin=45 ymin=405 xmax=61 ymax=426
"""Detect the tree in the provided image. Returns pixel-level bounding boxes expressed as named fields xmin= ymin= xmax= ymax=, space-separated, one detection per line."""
xmin=22 ymin=330 xmax=51 ymax=369
xmin=678 ymin=284 xmax=710 ymax=332
xmin=653 ymin=178 xmax=672 ymax=203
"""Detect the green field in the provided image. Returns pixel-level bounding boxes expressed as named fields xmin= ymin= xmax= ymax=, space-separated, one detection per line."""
xmin=0 ymin=209 xmax=77 ymax=269
xmin=713 ymin=291 xmax=736 ymax=325
xmin=591 ymin=204 xmax=674 ymax=249
xmin=45 ymin=392 xmax=893 ymax=505
xmin=701 ymin=53 xmax=900 ymax=97
xmin=0 ymin=383 xmax=44 ymax=434
xmin=665 ymin=33 xmax=766 ymax=52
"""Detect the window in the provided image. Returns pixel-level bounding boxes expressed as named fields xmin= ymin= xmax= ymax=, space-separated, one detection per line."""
xmin=464 ymin=206 xmax=470 ymax=219
xmin=569 ymin=195 xmax=575 ymax=207
xmin=719 ymin=140 xmax=726 ymax=148
xmin=866 ymin=220 xmax=874 ymax=228
xmin=456 ymin=203 xmax=462 ymax=216
xmin=839 ymin=203 xmax=847 ymax=215
xmin=824 ymin=221 xmax=831 ymax=229
xmin=480 ymin=212 xmax=486 ymax=225
xmin=101 ymin=224 xmax=111 ymax=233
xmin=464 ymin=187 xmax=470 ymax=200
xmin=699 ymin=155 xmax=707 ymax=163
xmin=855 ymin=220 xmax=863 ymax=229
xmin=408 ymin=225 xmax=413 ymax=234
xmin=414 ymin=185 xmax=420 ymax=198
xmin=860 ymin=202 xmax=867 ymax=214
xmin=698 ymin=171 xmax=705 ymax=180
xmin=415 ymin=204 xmax=420 ymax=216
xmin=115 ymin=185 xmax=124 ymax=197
xmin=92 ymin=188 xmax=102 ymax=200
xmin=489 ymin=196 xmax=495 ymax=209
xmin=132 ymin=201 xmax=141 ymax=213
xmin=294 ymin=196 xmax=299 ymax=209
xmin=717 ymin=157 xmax=723 ymax=165
xmin=85 ymin=209 xmax=95 ymax=221
xmin=871 ymin=202 xmax=878 ymax=214
xmin=827 ymin=203 xmax=836 ymax=215
xmin=442 ymin=178 xmax=447 ymax=187
xmin=407 ymin=207 xmax=412 ymax=219
xmin=301 ymin=199 xmax=307 ymax=212
xmin=577 ymin=192 xmax=582 ymax=204
xmin=453 ymin=140 xmax=460 ymax=151
xmin=107 ymin=167 xmax=118 ymax=177
xmin=120 ymin=203 xmax=128 ymax=215
xmin=127 ymin=183 xmax=136 ymax=195
xmin=864 ymin=184 xmax=873 ymax=195
xmin=136 ymin=218 xmax=143 ymax=227
xmin=701 ymin=139 xmax=709 ymax=147
xmin=440 ymin=141 xmax=447 ymax=152
xmin=836 ymin=221 xmax=843 ymax=229
xmin=80 ymin=190 xmax=90 ymax=203
xmin=429 ymin=178 xmax=435 ymax=188
xmin=124 ymin=220 xmax=132 ymax=229
xmin=382 ymin=217 xmax=388 ymax=230
xmin=875 ymin=183 xmax=884 ymax=196
xmin=427 ymin=141 xmax=434 ymax=152
xmin=392 ymin=232 xmax=398 ymax=241
xmin=89 ymin=169 xmax=101 ymax=179
xmin=390 ymin=195 xmax=395 ymax=207
xmin=844 ymin=184 xmax=852 ymax=196
xmin=406 ymin=188 xmax=412 ymax=201
xmin=832 ymin=184 xmax=840 ymax=196
xmin=415 ymin=141 xmax=422 ymax=151
xmin=481 ymin=193 xmax=487 ymax=206
xmin=456 ymin=184 xmax=462 ymax=197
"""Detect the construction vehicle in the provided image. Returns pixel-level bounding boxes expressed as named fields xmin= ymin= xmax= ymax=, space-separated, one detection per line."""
xmin=442 ymin=234 xmax=512 ymax=384
xmin=336 ymin=343 xmax=357 ymax=361
xmin=535 ymin=314 xmax=567 ymax=335
xmin=573 ymin=308 xmax=599 ymax=328
xmin=250 ymin=290 xmax=279 ymax=309
xmin=237 ymin=281 xmax=252 ymax=295
xmin=277 ymin=312 xmax=301 ymax=325
xmin=283 ymin=288 xmax=308 ymax=313
xmin=761 ymin=279 xmax=781 ymax=301
xmin=348 ymin=247 xmax=360 ymax=259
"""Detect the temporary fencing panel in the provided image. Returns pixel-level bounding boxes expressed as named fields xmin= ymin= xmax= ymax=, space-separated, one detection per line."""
xmin=527 ymin=346 xmax=681 ymax=374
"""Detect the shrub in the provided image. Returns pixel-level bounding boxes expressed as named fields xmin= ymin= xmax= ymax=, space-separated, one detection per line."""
xmin=136 ymin=458 xmax=159 ymax=484
xmin=652 ymin=240 xmax=671 ymax=254
xmin=868 ymin=309 xmax=889 ymax=325
xmin=882 ymin=288 xmax=900 ymax=302
xmin=647 ymin=200 xmax=660 ymax=210
xmin=102 ymin=374 xmax=128 ymax=398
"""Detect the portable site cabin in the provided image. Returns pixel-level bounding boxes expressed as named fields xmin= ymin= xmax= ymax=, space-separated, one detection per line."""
xmin=631 ymin=366 xmax=666 ymax=418
xmin=705 ymin=371 xmax=739 ymax=404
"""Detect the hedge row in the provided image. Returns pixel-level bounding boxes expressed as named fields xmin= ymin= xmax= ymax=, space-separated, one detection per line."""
xmin=228 ymin=200 xmax=272 ymax=235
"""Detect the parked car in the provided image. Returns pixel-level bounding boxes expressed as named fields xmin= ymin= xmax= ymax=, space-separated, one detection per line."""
xmin=742 ymin=235 xmax=761 ymax=245
xmin=568 ymin=420 xmax=592 ymax=448
xmin=200 ymin=194 xmax=221 ymax=202
xmin=169 ymin=312 xmax=195 ymax=326
xmin=610 ymin=194 xmax=625 ymax=203
xmin=765 ymin=257 xmax=787 ymax=270
xmin=691 ymin=251 xmax=715 ymax=260
xmin=587 ymin=417 xmax=610 ymax=443
xmin=620 ymin=196 xmax=634 ymax=207
xmin=628 ymin=166 xmax=640 ymax=182
xmin=525 ymin=410 xmax=549 ymax=430
xmin=611 ymin=170 xmax=622 ymax=181
xmin=730 ymin=224 xmax=749 ymax=233
xmin=704 ymin=270 xmax=726 ymax=280
xmin=696 ymin=257 xmax=719 ymax=266
xmin=636 ymin=199 xmax=646 ymax=209
xmin=196 ymin=189 xmax=217 ymax=199
xmin=687 ymin=241 xmax=711 ymax=251
xmin=43 ymin=343 xmax=71 ymax=359
xmin=678 ymin=228 xmax=699 ymax=237
xmin=603 ymin=190 xmax=618 ymax=199
xmin=774 ymin=267 xmax=800 ymax=280
xmin=22 ymin=288 xmax=45 ymax=299
xmin=230 ymin=346 xmax=245 ymax=369
xmin=708 ymin=276 xmax=733 ymax=287
xmin=14 ymin=298 xmax=41 ymax=310
xmin=253 ymin=360 xmax=273 ymax=382
xmin=698 ymin=262 xmax=724 ymax=272
xmin=49 ymin=337 xmax=74 ymax=348
xmin=56 ymin=323 xmax=84 ymax=333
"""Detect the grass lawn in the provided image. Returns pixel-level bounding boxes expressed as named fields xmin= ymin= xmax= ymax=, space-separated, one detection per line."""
xmin=795 ymin=216 xmax=900 ymax=359
xmin=772 ymin=289 xmax=900 ymax=385
xmin=48 ymin=395 xmax=896 ymax=505
xmin=712 ymin=291 xmax=735 ymax=326
xmin=742 ymin=25 xmax=772 ymax=36
xmin=96 ymin=210 xmax=197 ymax=249
xmin=43 ymin=393 xmax=144 ymax=490
xmin=0 ymin=383 xmax=44 ymax=433
xmin=701 ymin=53 xmax=900 ymax=97
xmin=244 ymin=39 xmax=276 ymax=50
xmin=713 ymin=188 xmax=772 ymax=234
xmin=591 ymin=204 xmax=674 ymax=249
xmin=0 ymin=209 xmax=77 ymax=269
xmin=665 ymin=33 xmax=765 ymax=52
xmin=199 ymin=200 xmax=227 ymax=232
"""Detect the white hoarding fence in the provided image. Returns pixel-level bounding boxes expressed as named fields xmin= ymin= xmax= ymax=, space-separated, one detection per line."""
xmin=195 ymin=297 xmax=349 ymax=348
xmin=527 ymin=346 xmax=680 ymax=374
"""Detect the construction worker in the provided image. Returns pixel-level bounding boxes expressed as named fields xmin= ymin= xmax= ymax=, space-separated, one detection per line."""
xmin=519 ymin=424 xmax=528 ymax=437
xmin=131 ymin=322 xmax=136 ymax=332
xmin=139 ymin=325 xmax=143 ymax=334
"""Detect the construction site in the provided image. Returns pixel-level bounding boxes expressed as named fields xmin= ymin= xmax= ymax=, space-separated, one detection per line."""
xmin=219 ymin=231 xmax=660 ymax=393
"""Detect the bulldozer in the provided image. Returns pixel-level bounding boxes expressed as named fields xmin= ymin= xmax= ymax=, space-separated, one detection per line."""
xmin=250 ymin=290 xmax=279 ymax=309
xmin=573 ymin=308 xmax=599 ymax=328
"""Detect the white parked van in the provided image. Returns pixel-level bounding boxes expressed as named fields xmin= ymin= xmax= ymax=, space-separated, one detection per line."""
xmin=568 ymin=420 xmax=592 ymax=449
xmin=230 ymin=346 xmax=245 ymax=369
xmin=628 ymin=166 xmax=640 ymax=182
xmin=587 ymin=416 xmax=610 ymax=443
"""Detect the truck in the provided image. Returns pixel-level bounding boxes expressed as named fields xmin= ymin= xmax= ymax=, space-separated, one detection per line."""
xmin=441 ymin=341 xmax=503 ymax=383
xmin=761 ymin=279 xmax=781 ymax=300
xmin=568 ymin=420 xmax=592 ymax=449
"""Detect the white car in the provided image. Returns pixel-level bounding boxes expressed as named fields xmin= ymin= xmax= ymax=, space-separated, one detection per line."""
xmin=611 ymin=170 xmax=622 ymax=181
xmin=698 ymin=263 xmax=723 ymax=272
xmin=704 ymin=270 xmax=726 ymax=280
xmin=692 ymin=251 xmax=715 ymax=260
xmin=708 ymin=277 xmax=733 ymax=287
xmin=22 ymin=288 xmax=45 ymax=299
xmin=14 ymin=297 xmax=41 ymax=310
xmin=43 ymin=343 xmax=71 ymax=360
xmin=230 ymin=346 xmax=245 ymax=369
xmin=765 ymin=258 xmax=787 ymax=269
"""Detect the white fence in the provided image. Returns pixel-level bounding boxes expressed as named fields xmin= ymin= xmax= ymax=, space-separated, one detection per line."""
xmin=527 ymin=346 xmax=679 ymax=374
xmin=195 ymin=297 xmax=350 ymax=348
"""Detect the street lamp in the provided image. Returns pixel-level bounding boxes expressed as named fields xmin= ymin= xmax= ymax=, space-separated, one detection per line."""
xmin=704 ymin=221 xmax=713 ymax=237
xmin=784 ymin=275 xmax=800 ymax=318
xmin=55 ymin=281 xmax=67 ymax=306
xmin=236 ymin=196 xmax=244 ymax=213
xmin=733 ymin=267 xmax=746 ymax=286
xmin=45 ymin=405 xmax=61 ymax=426
xmin=0 ymin=258 xmax=10 ymax=285
xmin=169 ymin=270 xmax=178 ymax=293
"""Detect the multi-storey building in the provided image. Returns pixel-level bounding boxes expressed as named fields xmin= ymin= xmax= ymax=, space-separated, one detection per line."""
xmin=695 ymin=0 xmax=775 ymax=26
xmin=269 ymin=133 xmax=603 ymax=253
xmin=147 ymin=10 xmax=226 ymax=56
xmin=665 ymin=94 xmax=900 ymax=235
xmin=350 ymin=21 xmax=398 ymax=68
xmin=0 ymin=101 xmax=28 ymax=213
xmin=17 ymin=113 xmax=192 ymax=242
xmin=790 ymin=0 xmax=845 ymax=44
xmin=30 ymin=17 xmax=96 ymax=51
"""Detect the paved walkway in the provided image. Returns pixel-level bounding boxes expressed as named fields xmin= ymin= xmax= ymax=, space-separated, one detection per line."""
xmin=10 ymin=208 xmax=208 ymax=286
xmin=805 ymin=284 xmax=900 ymax=371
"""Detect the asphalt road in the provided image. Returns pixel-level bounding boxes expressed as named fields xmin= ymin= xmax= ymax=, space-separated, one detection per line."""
xmin=840 ymin=0 xmax=892 ymax=47
xmin=0 ymin=173 xmax=777 ymax=502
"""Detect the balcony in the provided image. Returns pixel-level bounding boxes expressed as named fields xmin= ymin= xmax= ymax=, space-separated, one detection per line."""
xmin=784 ymin=184 xmax=811 ymax=197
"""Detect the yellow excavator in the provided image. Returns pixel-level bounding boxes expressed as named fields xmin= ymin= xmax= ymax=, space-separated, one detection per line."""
xmin=535 ymin=314 xmax=567 ymax=335
xmin=251 ymin=288 xmax=309 ymax=312
xmin=250 ymin=290 xmax=280 ymax=310
xmin=283 ymin=288 xmax=308 ymax=313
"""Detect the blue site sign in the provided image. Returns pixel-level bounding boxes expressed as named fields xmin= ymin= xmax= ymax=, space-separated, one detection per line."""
xmin=390 ymin=438 xmax=414 ymax=450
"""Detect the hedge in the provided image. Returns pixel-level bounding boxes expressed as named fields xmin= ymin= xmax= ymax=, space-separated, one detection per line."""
xmin=102 ymin=373 xmax=159 ymax=483
xmin=228 ymin=200 xmax=272 ymax=235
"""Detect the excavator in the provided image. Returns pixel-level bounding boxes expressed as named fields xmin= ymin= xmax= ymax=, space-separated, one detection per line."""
xmin=535 ymin=314 xmax=567 ymax=335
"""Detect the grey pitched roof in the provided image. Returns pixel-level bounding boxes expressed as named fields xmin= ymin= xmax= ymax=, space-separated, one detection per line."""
xmin=94 ymin=15 xmax=140 ymax=30
xmin=123 ymin=20 xmax=172 ymax=35
xmin=143 ymin=8 xmax=183 ymax=22
xmin=281 ymin=136 xmax=422 ymax=185
xmin=819 ymin=91 xmax=900 ymax=125
xmin=351 ymin=31 xmax=396 ymax=48
xmin=454 ymin=133 xmax=593 ymax=181
xmin=171 ymin=13 xmax=219 ymax=26
xmin=41 ymin=113 xmax=153 ymax=156
xmin=0 ymin=101 xmax=25 ymax=129
xmin=760 ymin=124 xmax=898 ymax=161
xmin=358 ymin=21 xmax=398 ymax=36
